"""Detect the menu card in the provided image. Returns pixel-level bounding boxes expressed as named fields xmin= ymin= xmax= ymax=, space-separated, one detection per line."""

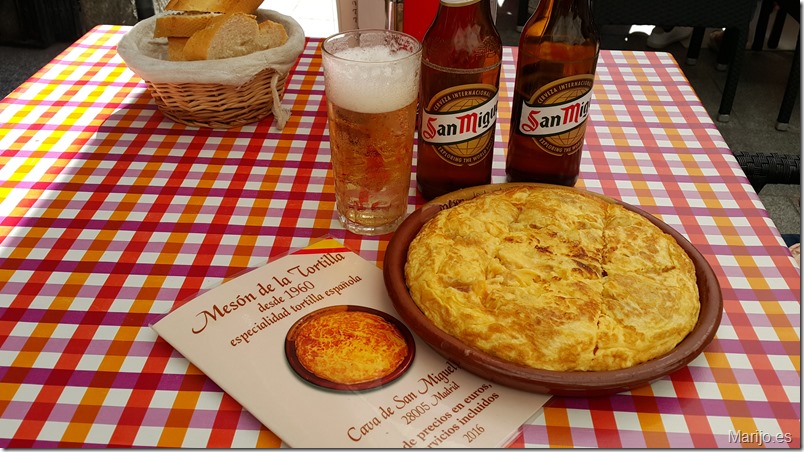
xmin=151 ymin=238 xmax=550 ymax=448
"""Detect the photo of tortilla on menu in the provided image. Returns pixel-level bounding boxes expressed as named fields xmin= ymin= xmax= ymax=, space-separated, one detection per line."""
xmin=151 ymin=237 xmax=550 ymax=448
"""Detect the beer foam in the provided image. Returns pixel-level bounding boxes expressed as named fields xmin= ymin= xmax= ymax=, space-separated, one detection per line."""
xmin=324 ymin=45 xmax=420 ymax=114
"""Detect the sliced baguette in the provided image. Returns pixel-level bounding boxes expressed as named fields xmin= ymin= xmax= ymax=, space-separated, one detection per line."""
xmin=165 ymin=0 xmax=264 ymax=14
xmin=257 ymin=19 xmax=288 ymax=49
xmin=167 ymin=37 xmax=189 ymax=61
xmin=182 ymin=12 xmax=262 ymax=60
xmin=154 ymin=11 xmax=221 ymax=37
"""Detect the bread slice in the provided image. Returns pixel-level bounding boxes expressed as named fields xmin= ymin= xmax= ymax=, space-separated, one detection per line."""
xmin=154 ymin=11 xmax=221 ymax=37
xmin=257 ymin=19 xmax=288 ymax=49
xmin=182 ymin=12 xmax=262 ymax=60
xmin=167 ymin=37 xmax=189 ymax=60
xmin=165 ymin=0 xmax=264 ymax=13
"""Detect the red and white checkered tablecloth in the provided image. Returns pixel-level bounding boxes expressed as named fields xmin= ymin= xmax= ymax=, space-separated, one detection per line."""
xmin=0 ymin=26 xmax=799 ymax=448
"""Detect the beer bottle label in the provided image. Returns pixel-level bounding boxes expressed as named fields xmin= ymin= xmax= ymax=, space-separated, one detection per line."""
xmin=421 ymin=84 xmax=498 ymax=166
xmin=517 ymin=75 xmax=594 ymax=157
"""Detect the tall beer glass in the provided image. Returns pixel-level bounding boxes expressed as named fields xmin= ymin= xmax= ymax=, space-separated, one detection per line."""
xmin=322 ymin=29 xmax=422 ymax=235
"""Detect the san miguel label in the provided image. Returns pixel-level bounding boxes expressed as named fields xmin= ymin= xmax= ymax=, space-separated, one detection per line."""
xmin=517 ymin=75 xmax=594 ymax=157
xmin=421 ymin=84 xmax=498 ymax=166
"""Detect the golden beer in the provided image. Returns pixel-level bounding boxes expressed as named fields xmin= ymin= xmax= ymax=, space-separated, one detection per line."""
xmin=327 ymin=100 xmax=418 ymax=232
xmin=322 ymin=30 xmax=422 ymax=235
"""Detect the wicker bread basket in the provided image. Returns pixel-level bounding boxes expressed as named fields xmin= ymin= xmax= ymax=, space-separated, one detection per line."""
xmin=117 ymin=10 xmax=304 ymax=129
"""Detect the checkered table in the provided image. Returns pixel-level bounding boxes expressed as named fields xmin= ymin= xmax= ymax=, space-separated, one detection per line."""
xmin=0 ymin=26 xmax=799 ymax=448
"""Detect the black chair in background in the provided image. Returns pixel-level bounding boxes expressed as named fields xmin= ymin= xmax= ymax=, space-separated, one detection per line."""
xmin=734 ymin=149 xmax=801 ymax=246
xmin=2 ymin=0 xmax=83 ymax=47
xmin=734 ymin=151 xmax=801 ymax=193
xmin=591 ymin=0 xmax=758 ymax=122
xmin=751 ymin=0 xmax=799 ymax=131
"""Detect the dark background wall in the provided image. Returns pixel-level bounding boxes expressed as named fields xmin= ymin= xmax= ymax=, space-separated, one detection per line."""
xmin=0 ymin=0 xmax=141 ymax=46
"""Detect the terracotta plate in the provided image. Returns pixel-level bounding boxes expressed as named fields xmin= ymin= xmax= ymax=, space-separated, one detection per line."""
xmin=383 ymin=183 xmax=722 ymax=397
xmin=285 ymin=305 xmax=416 ymax=391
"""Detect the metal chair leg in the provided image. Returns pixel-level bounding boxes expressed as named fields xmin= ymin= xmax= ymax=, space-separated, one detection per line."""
xmin=517 ymin=0 xmax=529 ymax=31
xmin=752 ymin=0 xmax=776 ymax=50
xmin=717 ymin=27 xmax=749 ymax=122
xmin=716 ymin=27 xmax=739 ymax=71
xmin=686 ymin=27 xmax=705 ymax=65
xmin=768 ymin=5 xmax=789 ymax=48
xmin=776 ymin=35 xmax=800 ymax=130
